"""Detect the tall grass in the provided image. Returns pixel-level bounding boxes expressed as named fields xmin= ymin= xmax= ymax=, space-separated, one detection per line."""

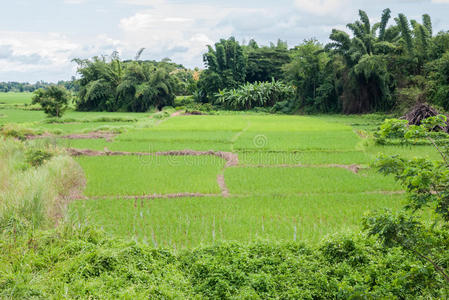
xmin=0 ymin=138 xmax=85 ymax=231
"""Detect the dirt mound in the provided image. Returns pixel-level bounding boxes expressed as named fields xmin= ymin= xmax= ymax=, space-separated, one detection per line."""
xmin=28 ymin=132 xmax=116 ymax=141
xmin=184 ymin=111 xmax=204 ymax=115
xmin=405 ymin=103 xmax=448 ymax=132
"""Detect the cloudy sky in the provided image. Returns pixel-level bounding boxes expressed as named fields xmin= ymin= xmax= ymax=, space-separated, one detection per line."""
xmin=0 ymin=0 xmax=448 ymax=82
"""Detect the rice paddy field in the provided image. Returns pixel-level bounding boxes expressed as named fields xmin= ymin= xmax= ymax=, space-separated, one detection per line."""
xmin=1 ymin=93 xmax=440 ymax=249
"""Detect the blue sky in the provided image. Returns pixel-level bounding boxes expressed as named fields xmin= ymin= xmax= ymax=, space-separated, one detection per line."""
xmin=0 ymin=0 xmax=448 ymax=82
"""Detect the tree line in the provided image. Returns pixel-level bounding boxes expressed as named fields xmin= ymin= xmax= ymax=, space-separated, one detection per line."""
xmin=0 ymin=80 xmax=76 ymax=93
xmin=31 ymin=8 xmax=449 ymax=115
xmin=197 ymin=9 xmax=449 ymax=114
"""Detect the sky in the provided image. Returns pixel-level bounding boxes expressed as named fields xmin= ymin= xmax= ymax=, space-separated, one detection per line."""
xmin=0 ymin=0 xmax=448 ymax=82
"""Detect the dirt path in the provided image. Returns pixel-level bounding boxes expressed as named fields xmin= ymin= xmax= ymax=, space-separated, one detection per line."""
xmin=217 ymin=174 xmax=230 ymax=197
xmin=68 ymin=148 xmax=239 ymax=165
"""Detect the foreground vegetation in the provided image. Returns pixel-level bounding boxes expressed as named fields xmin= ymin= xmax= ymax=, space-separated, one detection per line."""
xmin=2 ymin=225 xmax=444 ymax=299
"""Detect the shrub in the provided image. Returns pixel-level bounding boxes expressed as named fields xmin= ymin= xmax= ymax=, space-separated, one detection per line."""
xmin=25 ymin=149 xmax=53 ymax=167
xmin=32 ymin=86 xmax=70 ymax=118
xmin=215 ymin=80 xmax=295 ymax=110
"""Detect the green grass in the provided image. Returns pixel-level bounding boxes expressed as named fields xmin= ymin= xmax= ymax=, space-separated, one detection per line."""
xmin=70 ymin=193 xmax=405 ymax=247
xmin=0 ymin=108 xmax=46 ymax=124
xmin=0 ymin=108 xmax=150 ymax=126
xmin=0 ymin=92 xmax=33 ymax=105
xmin=234 ymin=130 xmax=361 ymax=151
xmin=238 ymin=151 xmax=373 ymax=165
xmin=225 ymin=167 xmax=401 ymax=195
xmin=76 ymin=155 xmax=226 ymax=196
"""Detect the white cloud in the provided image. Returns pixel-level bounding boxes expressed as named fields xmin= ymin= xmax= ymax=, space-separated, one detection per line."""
xmin=294 ymin=0 xmax=350 ymax=16
xmin=117 ymin=0 xmax=236 ymax=67
xmin=64 ymin=0 xmax=87 ymax=4
xmin=0 ymin=31 xmax=123 ymax=82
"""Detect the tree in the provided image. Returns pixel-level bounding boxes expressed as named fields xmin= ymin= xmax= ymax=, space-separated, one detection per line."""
xmin=32 ymin=86 xmax=70 ymax=118
xmin=425 ymin=51 xmax=449 ymax=110
xmin=326 ymin=9 xmax=397 ymax=113
xmin=73 ymin=53 xmax=124 ymax=111
xmin=117 ymin=63 xmax=175 ymax=111
xmin=283 ymin=39 xmax=337 ymax=113
xmin=197 ymin=37 xmax=247 ymax=102
xmin=73 ymin=53 xmax=177 ymax=112
xmin=245 ymin=42 xmax=291 ymax=83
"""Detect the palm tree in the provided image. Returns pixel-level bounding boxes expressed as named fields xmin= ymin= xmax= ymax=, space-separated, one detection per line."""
xmin=326 ymin=9 xmax=397 ymax=113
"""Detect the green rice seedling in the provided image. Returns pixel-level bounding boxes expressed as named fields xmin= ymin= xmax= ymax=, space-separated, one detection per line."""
xmin=238 ymin=151 xmax=372 ymax=165
xmin=225 ymin=167 xmax=401 ymax=195
xmin=116 ymin=130 xmax=236 ymax=152
xmin=234 ymin=130 xmax=361 ymax=151
xmin=70 ymin=193 xmax=405 ymax=247
xmin=76 ymin=155 xmax=226 ymax=196
xmin=107 ymin=140 xmax=233 ymax=152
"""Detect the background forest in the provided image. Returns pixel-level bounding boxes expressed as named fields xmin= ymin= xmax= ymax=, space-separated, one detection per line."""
xmin=12 ymin=9 xmax=446 ymax=117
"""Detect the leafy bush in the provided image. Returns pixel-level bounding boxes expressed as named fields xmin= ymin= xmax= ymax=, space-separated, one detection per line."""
xmin=25 ymin=149 xmax=53 ymax=167
xmin=0 ymin=227 xmax=444 ymax=299
xmin=215 ymin=80 xmax=295 ymax=110
xmin=374 ymin=117 xmax=449 ymax=145
xmin=32 ymin=86 xmax=70 ymax=118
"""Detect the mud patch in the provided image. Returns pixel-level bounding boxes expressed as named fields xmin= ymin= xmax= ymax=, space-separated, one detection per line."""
xmin=28 ymin=132 xmax=116 ymax=142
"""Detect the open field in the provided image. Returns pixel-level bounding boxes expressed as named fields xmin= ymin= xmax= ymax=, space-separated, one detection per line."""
xmin=1 ymin=97 xmax=435 ymax=247
xmin=0 ymin=92 xmax=33 ymax=105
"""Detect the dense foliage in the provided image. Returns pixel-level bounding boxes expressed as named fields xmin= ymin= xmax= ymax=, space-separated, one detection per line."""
xmin=196 ymin=37 xmax=248 ymax=102
xmin=195 ymin=9 xmax=449 ymax=114
xmin=245 ymin=39 xmax=291 ymax=83
xmin=73 ymin=54 xmax=188 ymax=112
xmin=1 ymin=225 xmax=445 ymax=298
